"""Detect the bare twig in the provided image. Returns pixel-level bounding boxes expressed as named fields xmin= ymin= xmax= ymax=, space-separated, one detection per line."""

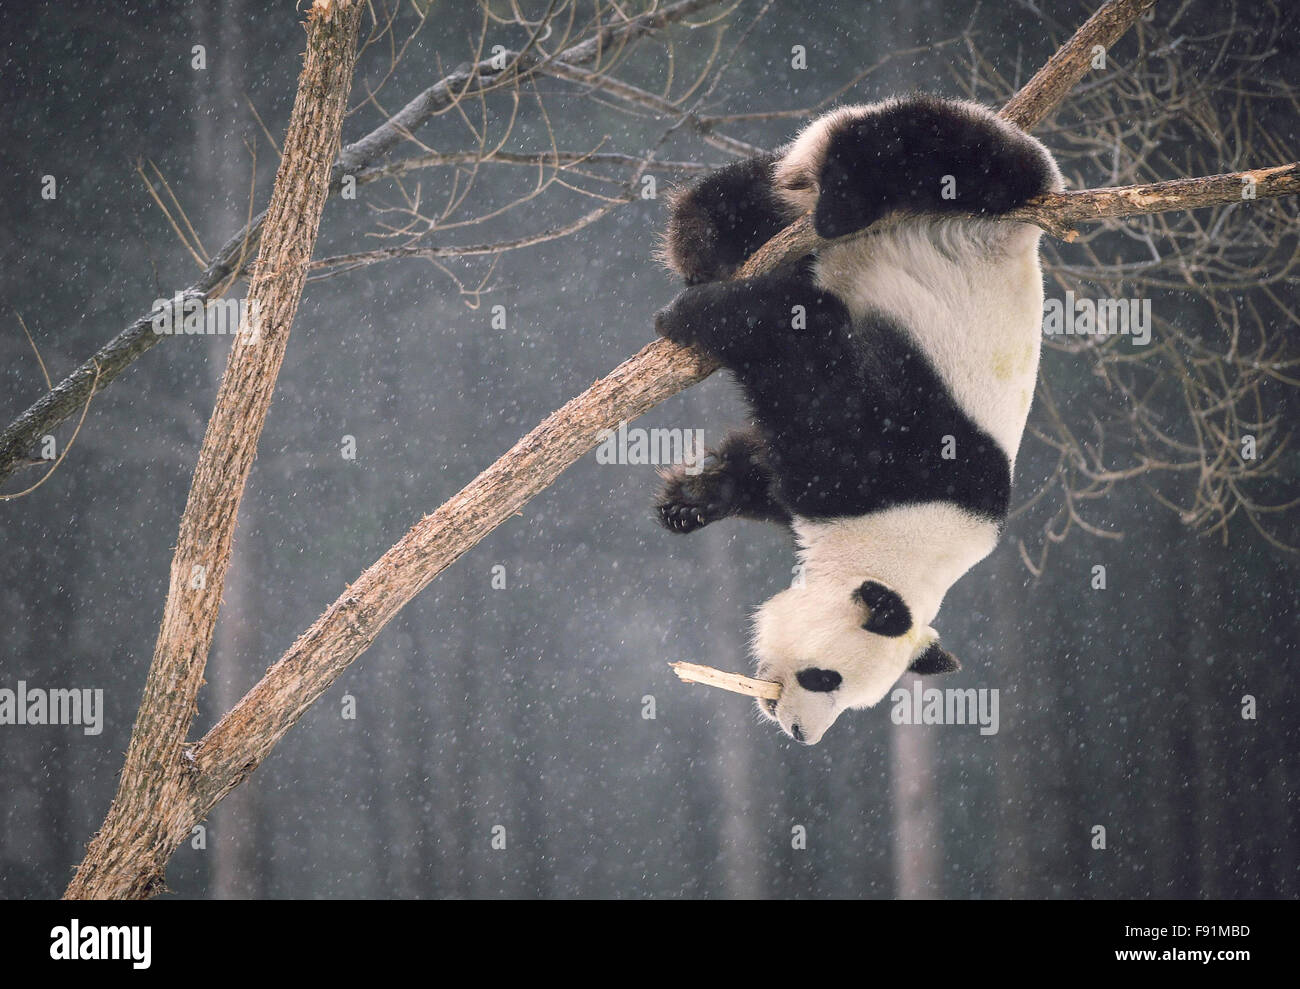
xmin=0 ymin=0 xmax=725 ymax=489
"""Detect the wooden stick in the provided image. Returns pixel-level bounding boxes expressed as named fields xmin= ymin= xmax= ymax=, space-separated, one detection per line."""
xmin=671 ymin=662 xmax=782 ymax=700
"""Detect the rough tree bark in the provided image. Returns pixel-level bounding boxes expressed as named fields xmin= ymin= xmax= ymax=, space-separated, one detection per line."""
xmin=65 ymin=0 xmax=366 ymax=900
xmin=64 ymin=0 xmax=1300 ymax=899
xmin=0 ymin=0 xmax=724 ymax=489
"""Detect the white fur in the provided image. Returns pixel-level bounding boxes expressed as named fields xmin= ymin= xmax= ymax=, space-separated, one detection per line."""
xmin=774 ymin=97 xmax=1063 ymax=467
xmin=748 ymin=100 xmax=1059 ymax=744
xmin=753 ymin=506 xmax=998 ymax=744
xmin=816 ymin=224 xmax=1043 ymax=464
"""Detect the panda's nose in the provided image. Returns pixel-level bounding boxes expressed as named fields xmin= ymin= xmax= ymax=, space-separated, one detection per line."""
xmin=790 ymin=723 xmax=805 ymax=743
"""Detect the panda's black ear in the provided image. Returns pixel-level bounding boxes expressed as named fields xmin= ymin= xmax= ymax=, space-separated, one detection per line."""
xmin=909 ymin=642 xmax=962 ymax=675
xmin=852 ymin=580 xmax=912 ymax=637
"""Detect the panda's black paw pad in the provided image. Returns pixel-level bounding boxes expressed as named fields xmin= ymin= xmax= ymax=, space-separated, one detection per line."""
xmin=654 ymin=459 xmax=730 ymax=534
xmin=657 ymin=500 xmax=715 ymax=534
xmin=654 ymin=303 xmax=694 ymax=346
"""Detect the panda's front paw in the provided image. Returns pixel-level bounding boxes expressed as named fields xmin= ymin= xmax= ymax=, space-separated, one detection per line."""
xmin=654 ymin=456 xmax=730 ymax=534
xmin=812 ymin=134 xmax=886 ymax=239
xmin=663 ymin=201 xmax=737 ymax=286
xmin=654 ymin=291 xmax=700 ymax=347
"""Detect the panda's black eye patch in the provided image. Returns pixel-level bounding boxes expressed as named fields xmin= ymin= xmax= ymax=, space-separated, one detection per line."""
xmin=796 ymin=668 xmax=842 ymax=692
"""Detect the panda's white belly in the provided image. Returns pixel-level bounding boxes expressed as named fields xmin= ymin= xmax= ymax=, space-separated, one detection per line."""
xmin=814 ymin=219 xmax=1044 ymax=467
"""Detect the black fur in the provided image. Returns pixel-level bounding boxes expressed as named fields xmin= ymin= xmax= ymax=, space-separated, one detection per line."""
xmin=853 ymin=580 xmax=912 ymax=637
xmin=655 ymin=261 xmax=1012 ymax=521
xmin=814 ymin=94 xmax=1057 ymax=239
xmin=655 ymin=95 xmax=1050 ymax=529
xmin=796 ymin=668 xmax=843 ymax=692
xmin=655 ymin=428 xmax=790 ymax=533
xmin=907 ymin=641 xmax=962 ymax=675
xmin=664 ymin=154 xmax=793 ymax=285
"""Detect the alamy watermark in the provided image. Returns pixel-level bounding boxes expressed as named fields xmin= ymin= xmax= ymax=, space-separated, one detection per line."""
xmin=0 ymin=681 xmax=104 ymax=735
xmin=890 ymin=681 xmax=999 ymax=736
xmin=50 ymin=921 xmax=150 ymax=969
xmin=1043 ymin=291 xmax=1152 ymax=346
xmin=595 ymin=419 xmax=705 ymax=474
xmin=150 ymin=293 xmax=262 ymax=340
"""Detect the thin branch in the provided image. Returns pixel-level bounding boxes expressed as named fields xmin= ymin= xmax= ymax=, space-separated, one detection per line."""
xmin=0 ymin=361 xmax=100 ymax=501
xmin=0 ymin=0 xmax=725 ymax=489
xmin=353 ymin=149 xmax=714 ymax=185
xmin=539 ymin=58 xmax=764 ymax=156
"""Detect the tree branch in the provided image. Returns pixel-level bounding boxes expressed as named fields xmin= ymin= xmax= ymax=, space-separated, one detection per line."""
xmin=538 ymin=59 xmax=766 ymax=157
xmin=720 ymin=163 xmax=1300 ymax=271
xmin=1012 ymin=164 xmax=1300 ymax=240
xmin=0 ymin=0 xmax=725 ymax=489
xmin=353 ymin=149 xmax=714 ymax=186
xmin=996 ymin=0 xmax=1156 ymax=130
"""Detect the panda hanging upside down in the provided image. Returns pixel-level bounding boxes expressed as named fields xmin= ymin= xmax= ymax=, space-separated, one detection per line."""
xmin=652 ymin=94 xmax=1063 ymax=745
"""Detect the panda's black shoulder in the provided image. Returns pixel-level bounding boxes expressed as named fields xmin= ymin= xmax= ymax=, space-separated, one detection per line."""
xmin=814 ymin=94 xmax=1060 ymax=225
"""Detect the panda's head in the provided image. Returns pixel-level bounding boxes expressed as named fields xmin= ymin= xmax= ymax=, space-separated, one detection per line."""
xmin=752 ymin=578 xmax=960 ymax=744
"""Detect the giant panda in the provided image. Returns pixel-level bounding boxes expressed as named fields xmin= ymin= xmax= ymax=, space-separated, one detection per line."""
xmin=652 ymin=94 xmax=1062 ymax=745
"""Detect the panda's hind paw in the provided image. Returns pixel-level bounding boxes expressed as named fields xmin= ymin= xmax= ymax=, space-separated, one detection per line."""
xmin=657 ymin=500 xmax=715 ymax=534
xmin=654 ymin=458 xmax=730 ymax=534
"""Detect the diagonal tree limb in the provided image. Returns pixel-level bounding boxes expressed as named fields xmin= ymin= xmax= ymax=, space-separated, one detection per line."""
xmin=0 ymin=0 xmax=725 ymax=490
xmin=996 ymin=0 xmax=1157 ymax=130
xmin=181 ymin=0 xmax=1180 ymax=856
xmin=64 ymin=0 xmax=367 ymax=901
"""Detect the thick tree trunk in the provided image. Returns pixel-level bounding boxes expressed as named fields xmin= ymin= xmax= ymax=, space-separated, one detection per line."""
xmin=65 ymin=0 xmax=365 ymax=900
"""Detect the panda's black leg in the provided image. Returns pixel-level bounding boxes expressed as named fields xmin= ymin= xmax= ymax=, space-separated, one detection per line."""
xmin=812 ymin=95 xmax=1059 ymax=239
xmin=655 ymin=428 xmax=790 ymax=534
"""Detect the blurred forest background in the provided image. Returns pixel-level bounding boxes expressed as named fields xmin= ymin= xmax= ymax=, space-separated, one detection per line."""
xmin=1 ymin=0 xmax=1296 ymax=898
